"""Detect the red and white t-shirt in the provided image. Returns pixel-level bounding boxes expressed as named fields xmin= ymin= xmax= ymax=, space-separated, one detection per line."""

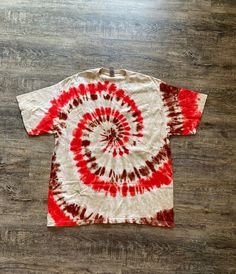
xmin=16 ymin=67 xmax=208 ymax=228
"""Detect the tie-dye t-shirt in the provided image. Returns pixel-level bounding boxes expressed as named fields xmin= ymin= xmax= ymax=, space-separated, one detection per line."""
xmin=16 ymin=67 xmax=208 ymax=228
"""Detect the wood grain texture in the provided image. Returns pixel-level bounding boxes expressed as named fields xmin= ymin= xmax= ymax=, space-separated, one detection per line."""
xmin=0 ymin=0 xmax=235 ymax=273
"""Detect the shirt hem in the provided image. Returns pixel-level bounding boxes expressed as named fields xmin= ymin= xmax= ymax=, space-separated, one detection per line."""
xmin=47 ymin=217 xmax=176 ymax=228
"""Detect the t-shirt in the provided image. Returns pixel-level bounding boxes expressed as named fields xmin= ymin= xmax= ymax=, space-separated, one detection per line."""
xmin=16 ymin=67 xmax=208 ymax=228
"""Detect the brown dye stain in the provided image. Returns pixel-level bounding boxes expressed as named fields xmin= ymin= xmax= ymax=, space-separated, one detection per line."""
xmin=145 ymin=160 xmax=156 ymax=172
xmin=94 ymin=167 xmax=101 ymax=175
xmin=133 ymin=166 xmax=141 ymax=179
xmin=120 ymin=169 xmax=127 ymax=181
xmin=64 ymin=204 xmax=81 ymax=217
xmin=128 ymin=171 xmax=135 ymax=181
xmin=73 ymin=99 xmax=79 ymax=106
xmin=103 ymin=94 xmax=110 ymax=100
xmin=82 ymin=140 xmax=90 ymax=147
xmin=86 ymin=156 xmax=96 ymax=163
xmin=136 ymin=123 xmax=143 ymax=131
xmin=85 ymin=150 xmax=92 ymax=158
xmin=100 ymin=166 xmax=106 ymax=176
xmin=90 ymin=162 xmax=98 ymax=170
xmin=80 ymin=208 xmax=86 ymax=219
xmin=59 ymin=112 xmax=67 ymax=120
xmin=109 ymin=169 xmax=113 ymax=178
xmin=139 ymin=166 xmax=150 ymax=176
xmin=91 ymin=94 xmax=98 ymax=100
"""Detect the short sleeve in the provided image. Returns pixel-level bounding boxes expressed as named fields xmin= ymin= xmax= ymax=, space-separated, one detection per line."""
xmin=16 ymin=73 xmax=80 ymax=136
xmin=16 ymin=83 xmax=61 ymax=136
xmin=159 ymin=81 xmax=208 ymax=136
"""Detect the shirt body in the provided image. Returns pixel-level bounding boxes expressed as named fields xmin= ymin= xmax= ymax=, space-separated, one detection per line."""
xmin=16 ymin=67 xmax=208 ymax=227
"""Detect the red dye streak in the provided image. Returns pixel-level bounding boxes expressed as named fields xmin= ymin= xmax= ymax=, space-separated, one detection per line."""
xmin=129 ymin=185 xmax=136 ymax=196
xmin=48 ymin=189 xmax=77 ymax=226
xmin=30 ymin=81 xmax=170 ymax=199
xmin=160 ymin=82 xmax=202 ymax=136
xmin=29 ymin=81 xmax=143 ymax=136
xmin=122 ymin=182 xmax=128 ymax=197
xmin=140 ymin=208 xmax=175 ymax=227
xmin=69 ymin=100 xmax=162 ymax=198
xmin=71 ymin=123 xmax=173 ymax=198
xmin=177 ymin=89 xmax=201 ymax=135
xmin=71 ymin=107 xmax=131 ymax=155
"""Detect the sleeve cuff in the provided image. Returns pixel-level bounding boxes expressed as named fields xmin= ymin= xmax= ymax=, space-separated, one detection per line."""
xmin=16 ymin=93 xmax=34 ymax=135
xmin=191 ymin=92 xmax=208 ymax=135
xmin=198 ymin=92 xmax=208 ymax=115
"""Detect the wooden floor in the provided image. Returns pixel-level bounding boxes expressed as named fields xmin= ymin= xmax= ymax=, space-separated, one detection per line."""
xmin=0 ymin=0 xmax=235 ymax=273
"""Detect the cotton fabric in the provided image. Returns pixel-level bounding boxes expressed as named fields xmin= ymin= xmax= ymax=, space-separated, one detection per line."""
xmin=16 ymin=67 xmax=208 ymax=227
